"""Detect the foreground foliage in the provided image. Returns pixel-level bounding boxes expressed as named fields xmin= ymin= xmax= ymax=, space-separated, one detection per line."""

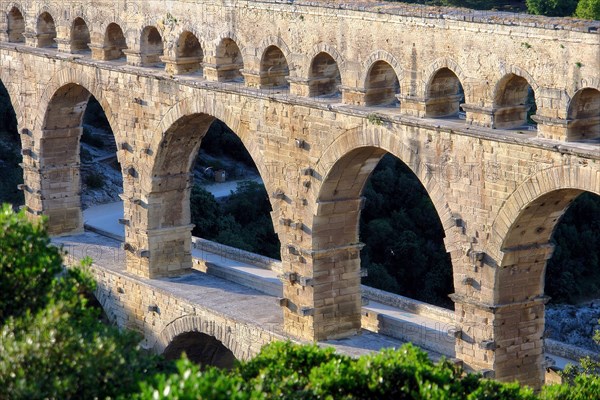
xmin=0 ymin=207 xmax=170 ymax=399
xmin=134 ymin=341 xmax=600 ymax=400
xmin=574 ymin=0 xmax=600 ymax=19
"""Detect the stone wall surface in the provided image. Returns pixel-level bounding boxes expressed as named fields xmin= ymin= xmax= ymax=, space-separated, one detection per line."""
xmin=1 ymin=0 xmax=599 ymax=389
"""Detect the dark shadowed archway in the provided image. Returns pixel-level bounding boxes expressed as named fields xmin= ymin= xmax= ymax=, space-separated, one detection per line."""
xmin=163 ymin=331 xmax=237 ymax=369
xmin=71 ymin=18 xmax=91 ymax=53
xmin=7 ymin=7 xmax=25 ymax=43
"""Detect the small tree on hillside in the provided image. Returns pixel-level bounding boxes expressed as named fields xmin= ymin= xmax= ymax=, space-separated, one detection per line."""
xmin=575 ymin=0 xmax=600 ymax=19
xmin=526 ymin=0 xmax=578 ymax=16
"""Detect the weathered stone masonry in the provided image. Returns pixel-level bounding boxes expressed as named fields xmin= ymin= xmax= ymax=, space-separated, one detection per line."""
xmin=1 ymin=0 xmax=598 ymax=389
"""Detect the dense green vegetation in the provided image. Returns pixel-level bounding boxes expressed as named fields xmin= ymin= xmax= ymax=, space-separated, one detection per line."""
xmin=575 ymin=0 xmax=600 ymax=19
xmin=545 ymin=192 xmax=600 ymax=304
xmin=191 ymin=181 xmax=281 ymax=259
xmin=0 ymin=205 xmax=171 ymax=399
xmin=526 ymin=0 xmax=579 ymax=16
xmin=389 ymin=0 xmax=600 ymax=18
xmin=360 ymin=155 xmax=454 ymax=308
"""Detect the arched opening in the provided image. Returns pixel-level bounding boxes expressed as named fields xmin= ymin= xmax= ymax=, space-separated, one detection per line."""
xmin=498 ymin=188 xmax=600 ymax=385
xmin=175 ymin=31 xmax=203 ymax=74
xmin=494 ymin=73 xmax=537 ymax=130
xmin=364 ymin=61 xmax=400 ymax=106
xmin=214 ymin=38 xmax=244 ymax=82
xmin=36 ymin=12 xmax=57 ymax=48
xmin=309 ymin=52 xmax=341 ymax=97
xmin=308 ymin=147 xmax=453 ymax=340
xmin=542 ymin=192 xmax=600 ymax=354
xmin=566 ymin=88 xmax=600 ymax=141
xmin=145 ymin=114 xmax=280 ymax=275
xmin=7 ymin=7 xmax=25 ymax=43
xmin=103 ymin=23 xmax=127 ymax=60
xmin=163 ymin=332 xmax=237 ymax=369
xmin=360 ymin=154 xmax=454 ymax=308
xmin=426 ymin=68 xmax=464 ymax=118
xmin=71 ymin=18 xmax=91 ymax=53
xmin=259 ymin=45 xmax=290 ymax=89
xmin=37 ymin=84 xmax=121 ymax=236
xmin=140 ymin=26 xmax=164 ymax=66
xmin=0 ymin=79 xmax=23 ymax=207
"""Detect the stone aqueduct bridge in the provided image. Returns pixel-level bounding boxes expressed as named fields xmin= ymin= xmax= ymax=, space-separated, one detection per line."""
xmin=1 ymin=0 xmax=599 ymax=388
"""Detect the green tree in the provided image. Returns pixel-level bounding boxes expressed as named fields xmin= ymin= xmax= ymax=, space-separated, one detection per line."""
xmin=0 ymin=205 xmax=172 ymax=399
xmin=190 ymin=185 xmax=223 ymax=238
xmin=360 ymin=155 xmax=454 ymax=308
xmin=526 ymin=0 xmax=578 ymax=16
xmin=575 ymin=0 xmax=600 ymax=19
xmin=0 ymin=205 xmax=63 ymax=324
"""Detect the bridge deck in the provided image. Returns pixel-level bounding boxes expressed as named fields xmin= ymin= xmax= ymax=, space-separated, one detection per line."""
xmin=54 ymin=230 xmax=443 ymax=360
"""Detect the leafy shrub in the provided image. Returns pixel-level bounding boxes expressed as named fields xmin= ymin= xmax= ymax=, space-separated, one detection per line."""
xmin=134 ymin=342 xmax=541 ymax=400
xmin=84 ymin=172 xmax=105 ymax=189
xmin=526 ymin=0 xmax=578 ymax=16
xmin=0 ymin=268 xmax=170 ymax=400
xmin=0 ymin=206 xmax=172 ymax=399
xmin=575 ymin=0 xmax=600 ymax=19
xmin=0 ymin=204 xmax=63 ymax=324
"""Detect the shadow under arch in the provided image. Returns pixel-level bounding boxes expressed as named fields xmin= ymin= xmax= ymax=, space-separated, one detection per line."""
xmin=163 ymin=331 xmax=237 ymax=369
xmin=490 ymin=164 xmax=600 ymax=263
xmin=7 ymin=6 xmax=25 ymax=43
xmin=154 ymin=315 xmax=249 ymax=362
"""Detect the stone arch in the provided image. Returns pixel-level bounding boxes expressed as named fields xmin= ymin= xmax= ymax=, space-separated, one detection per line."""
xmin=483 ymin=164 xmax=599 ymax=388
xmin=163 ymin=331 xmax=237 ymax=369
xmin=566 ymin=87 xmax=600 ymax=141
xmin=492 ymin=68 xmax=538 ymax=129
xmin=150 ymin=96 xmax=268 ymax=184
xmin=136 ymin=95 xmax=273 ymax=277
xmin=423 ymin=58 xmax=467 ymax=92
xmin=213 ymin=36 xmax=244 ymax=82
xmin=154 ymin=315 xmax=249 ymax=361
xmin=314 ymin=126 xmax=456 ymax=242
xmin=0 ymin=71 xmax=23 ymax=128
xmin=425 ymin=67 xmax=465 ymax=118
xmin=33 ymin=80 xmax=123 ymax=235
xmin=33 ymin=68 xmax=120 ymax=141
xmin=360 ymin=50 xmax=403 ymax=88
xmin=103 ymin=22 xmax=128 ymax=60
xmin=259 ymin=45 xmax=290 ymax=88
xmin=139 ymin=25 xmax=164 ymax=66
xmin=257 ymin=35 xmax=292 ymax=69
xmin=35 ymin=11 xmax=56 ymax=48
xmin=363 ymin=60 xmax=400 ymax=106
xmin=70 ymin=17 xmax=91 ymax=53
xmin=306 ymin=126 xmax=456 ymax=340
xmin=490 ymin=164 xmax=600 ymax=263
xmin=6 ymin=5 xmax=25 ymax=43
xmin=172 ymin=30 xmax=204 ymax=74
xmin=309 ymin=43 xmax=344 ymax=72
xmin=308 ymin=51 xmax=341 ymax=98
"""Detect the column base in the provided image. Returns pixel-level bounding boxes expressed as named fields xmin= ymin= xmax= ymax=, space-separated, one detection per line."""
xmin=126 ymin=225 xmax=194 ymax=278
xmin=461 ymin=104 xmax=495 ymax=128
xmin=534 ymin=115 xmax=600 ymax=142
xmin=161 ymin=56 xmax=203 ymax=75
